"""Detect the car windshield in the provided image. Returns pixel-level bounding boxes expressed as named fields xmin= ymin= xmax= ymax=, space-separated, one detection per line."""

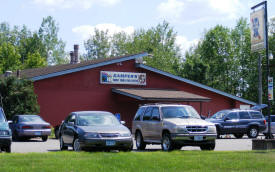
xmin=161 ymin=106 xmax=201 ymax=119
xmin=0 ymin=109 xmax=5 ymax=122
xmin=20 ymin=116 xmax=44 ymax=122
xmin=77 ymin=113 xmax=120 ymax=126
xmin=210 ymin=110 xmax=230 ymax=119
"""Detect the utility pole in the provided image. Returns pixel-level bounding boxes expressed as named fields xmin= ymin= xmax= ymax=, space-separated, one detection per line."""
xmin=258 ymin=53 xmax=262 ymax=105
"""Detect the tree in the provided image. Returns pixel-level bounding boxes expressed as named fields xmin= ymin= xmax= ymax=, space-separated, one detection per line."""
xmin=0 ymin=76 xmax=40 ymax=119
xmin=0 ymin=43 xmax=21 ymax=74
xmin=23 ymin=52 xmax=47 ymax=69
xmin=84 ymin=29 xmax=111 ymax=60
xmin=84 ymin=21 xmax=181 ymax=74
xmin=38 ymin=16 xmax=66 ymax=65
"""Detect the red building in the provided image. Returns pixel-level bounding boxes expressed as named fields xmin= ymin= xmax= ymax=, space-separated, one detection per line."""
xmin=19 ymin=50 xmax=256 ymax=132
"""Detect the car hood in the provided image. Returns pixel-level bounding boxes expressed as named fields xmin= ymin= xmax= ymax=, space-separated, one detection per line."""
xmin=164 ymin=118 xmax=215 ymax=126
xmin=78 ymin=125 xmax=130 ymax=133
xmin=0 ymin=122 xmax=9 ymax=130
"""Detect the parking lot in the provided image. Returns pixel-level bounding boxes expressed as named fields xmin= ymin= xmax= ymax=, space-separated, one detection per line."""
xmin=11 ymin=135 xmax=266 ymax=153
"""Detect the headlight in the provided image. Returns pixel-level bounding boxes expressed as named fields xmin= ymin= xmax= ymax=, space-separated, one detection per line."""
xmin=207 ymin=126 xmax=216 ymax=133
xmin=176 ymin=126 xmax=188 ymax=133
xmin=120 ymin=132 xmax=131 ymax=137
xmin=0 ymin=130 xmax=10 ymax=136
xmin=84 ymin=132 xmax=99 ymax=138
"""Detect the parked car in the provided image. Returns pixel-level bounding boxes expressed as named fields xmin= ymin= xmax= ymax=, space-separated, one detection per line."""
xmin=9 ymin=115 xmax=51 ymax=141
xmin=0 ymin=107 xmax=12 ymax=153
xmin=59 ymin=111 xmax=133 ymax=151
xmin=263 ymin=115 xmax=275 ymax=136
xmin=132 ymin=104 xmax=217 ymax=151
xmin=206 ymin=109 xmax=266 ymax=138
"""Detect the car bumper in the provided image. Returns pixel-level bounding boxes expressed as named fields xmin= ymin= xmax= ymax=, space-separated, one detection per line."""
xmin=18 ymin=129 xmax=51 ymax=137
xmin=79 ymin=137 xmax=133 ymax=149
xmin=0 ymin=136 xmax=12 ymax=147
xmin=171 ymin=133 xmax=216 ymax=145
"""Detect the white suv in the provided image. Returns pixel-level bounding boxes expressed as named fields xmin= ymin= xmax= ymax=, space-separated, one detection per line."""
xmin=132 ymin=104 xmax=217 ymax=151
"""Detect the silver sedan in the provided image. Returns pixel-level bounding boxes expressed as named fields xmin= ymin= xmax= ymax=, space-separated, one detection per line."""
xmin=9 ymin=115 xmax=51 ymax=141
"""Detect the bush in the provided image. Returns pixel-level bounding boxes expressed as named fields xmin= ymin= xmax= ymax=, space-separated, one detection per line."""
xmin=0 ymin=76 xmax=39 ymax=119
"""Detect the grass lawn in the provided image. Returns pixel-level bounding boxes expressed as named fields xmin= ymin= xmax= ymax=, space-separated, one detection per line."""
xmin=0 ymin=150 xmax=275 ymax=172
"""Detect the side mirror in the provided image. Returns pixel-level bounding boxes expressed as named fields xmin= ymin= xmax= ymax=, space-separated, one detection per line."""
xmin=224 ymin=117 xmax=230 ymax=121
xmin=8 ymin=120 xmax=13 ymax=124
xmin=152 ymin=116 xmax=160 ymax=121
xmin=121 ymin=121 xmax=126 ymax=125
xmin=68 ymin=122 xmax=74 ymax=126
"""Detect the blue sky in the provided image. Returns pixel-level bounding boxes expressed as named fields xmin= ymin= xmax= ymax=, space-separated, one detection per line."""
xmin=0 ymin=0 xmax=274 ymax=55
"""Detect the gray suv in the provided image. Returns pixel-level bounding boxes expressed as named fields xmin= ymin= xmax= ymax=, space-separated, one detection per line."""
xmin=132 ymin=104 xmax=217 ymax=151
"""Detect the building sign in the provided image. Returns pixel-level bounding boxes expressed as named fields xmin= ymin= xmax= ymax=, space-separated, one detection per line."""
xmin=250 ymin=8 xmax=266 ymax=52
xmin=268 ymin=76 xmax=273 ymax=100
xmin=100 ymin=71 xmax=146 ymax=85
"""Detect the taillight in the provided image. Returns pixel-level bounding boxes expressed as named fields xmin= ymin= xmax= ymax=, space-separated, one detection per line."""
xmin=43 ymin=125 xmax=51 ymax=129
xmin=264 ymin=120 xmax=266 ymax=125
xmin=22 ymin=125 xmax=33 ymax=129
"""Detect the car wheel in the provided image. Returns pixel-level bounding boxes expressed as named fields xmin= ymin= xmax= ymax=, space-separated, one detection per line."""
xmin=161 ymin=132 xmax=174 ymax=151
xmin=247 ymin=127 xmax=259 ymax=138
xmin=73 ymin=138 xmax=81 ymax=152
xmin=135 ymin=132 xmax=146 ymax=150
xmin=233 ymin=133 xmax=244 ymax=139
xmin=5 ymin=145 xmax=11 ymax=153
xmin=200 ymin=142 xmax=215 ymax=151
xmin=60 ymin=136 xmax=68 ymax=150
xmin=42 ymin=136 xmax=48 ymax=142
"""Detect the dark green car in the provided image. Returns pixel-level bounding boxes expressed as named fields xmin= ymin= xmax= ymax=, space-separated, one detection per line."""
xmin=0 ymin=107 xmax=12 ymax=153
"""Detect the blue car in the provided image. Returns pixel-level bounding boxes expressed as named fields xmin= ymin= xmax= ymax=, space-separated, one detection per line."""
xmin=0 ymin=107 xmax=12 ymax=153
xmin=206 ymin=109 xmax=266 ymax=139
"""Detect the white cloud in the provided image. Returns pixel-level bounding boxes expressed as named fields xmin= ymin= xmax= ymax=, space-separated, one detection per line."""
xmin=157 ymin=0 xmax=185 ymax=20
xmin=176 ymin=35 xmax=199 ymax=55
xmin=208 ymin=0 xmax=243 ymax=19
xmin=72 ymin=23 xmax=135 ymax=40
xmin=32 ymin=0 xmax=121 ymax=10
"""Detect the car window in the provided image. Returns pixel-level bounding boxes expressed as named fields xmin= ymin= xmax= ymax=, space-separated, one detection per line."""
xmin=19 ymin=116 xmax=44 ymax=122
xmin=226 ymin=112 xmax=238 ymax=120
xmin=210 ymin=110 xmax=230 ymax=119
xmin=13 ymin=116 xmax=19 ymax=123
xmin=151 ymin=107 xmax=160 ymax=121
xmin=272 ymin=116 xmax=275 ymax=122
xmin=239 ymin=111 xmax=251 ymax=119
xmin=68 ymin=115 xmax=76 ymax=123
xmin=0 ymin=109 xmax=5 ymax=122
xmin=161 ymin=106 xmax=200 ymax=119
xmin=250 ymin=111 xmax=263 ymax=119
xmin=77 ymin=114 xmax=120 ymax=126
xmin=134 ymin=107 xmax=146 ymax=121
xmin=142 ymin=107 xmax=153 ymax=121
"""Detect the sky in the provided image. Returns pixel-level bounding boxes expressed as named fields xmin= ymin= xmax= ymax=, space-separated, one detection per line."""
xmin=0 ymin=0 xmax=274 ymax=55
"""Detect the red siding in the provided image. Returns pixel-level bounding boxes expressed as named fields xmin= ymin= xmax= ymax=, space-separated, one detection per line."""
xmin=34 ymin=59 xmax=250 ymax=128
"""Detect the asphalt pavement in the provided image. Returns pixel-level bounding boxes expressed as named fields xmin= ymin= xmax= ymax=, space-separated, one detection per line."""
xmin=10 ymin=135 xmax=265 ymax=153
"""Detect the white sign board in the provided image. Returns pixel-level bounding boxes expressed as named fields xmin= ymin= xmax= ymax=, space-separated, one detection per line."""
xmin=268 ymin=76 xmax=273 ymax=100
xmin=100 ymin=71 xmax=146 ymax=85
xmin=250 ymin=8 xmax=266 ymax=52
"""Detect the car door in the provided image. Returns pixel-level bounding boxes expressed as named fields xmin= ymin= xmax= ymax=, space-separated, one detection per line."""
xmin=237 ymin=111 xmax=251 ymax=133
xmin=149 ymin=107 xmax=162 ymax=141
xmin=141 ymin=107 xmax=153 ymax=140
xmin=10 ymin=116 xmax=19 ymax=133
xmin=62 ymin=114 xmax=76 ymax=144
xmin=221 ymin=112 xmax=238 ymax=133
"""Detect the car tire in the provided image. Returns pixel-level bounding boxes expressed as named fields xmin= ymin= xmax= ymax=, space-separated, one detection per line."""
xmin=200 ymin=142 xmax=215 ymax=151
xmin=54 ymin=127 xmax=60 ymax=139
xmin=5 ymin=145 xmax=11 ymax=153
xmin=247 ymin=127 xmax=259 ymax=138
xmin=73 ymin=138 xmax=81 ymax=152
xmin=135 ymin=131 xmax=146 ymax=150
xmin=60 ymin=136 xmax=68 ymax=150
xmin=161 ymin=132 xmax=174 ymax=151
xmin=42 ymin=136 xmax=48 ymax=142
xmin=233 ymin=133 xmax=244 ymax=139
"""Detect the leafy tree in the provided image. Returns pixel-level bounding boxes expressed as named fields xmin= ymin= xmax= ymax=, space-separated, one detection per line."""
xmin=23 ymin=52 xmax=47 ymax=69
xmin=38 ymin=16 xmax=66 ymax=65
xmin=0 ymin=76 xmax=40 ymax=119
xmin=0 ymin=43 xmax=21 ymax=73
xmin=84 ymin=29 xmax=111 ymax=60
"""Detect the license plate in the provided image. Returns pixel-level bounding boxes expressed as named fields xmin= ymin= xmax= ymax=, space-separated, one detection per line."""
xmin=34 ymin=131 xmax=41 ymax=136
xmin=106 ymin=140 xmax=116 ymax=146
xmin=194 ymin=136 xmax=203 ymax=141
